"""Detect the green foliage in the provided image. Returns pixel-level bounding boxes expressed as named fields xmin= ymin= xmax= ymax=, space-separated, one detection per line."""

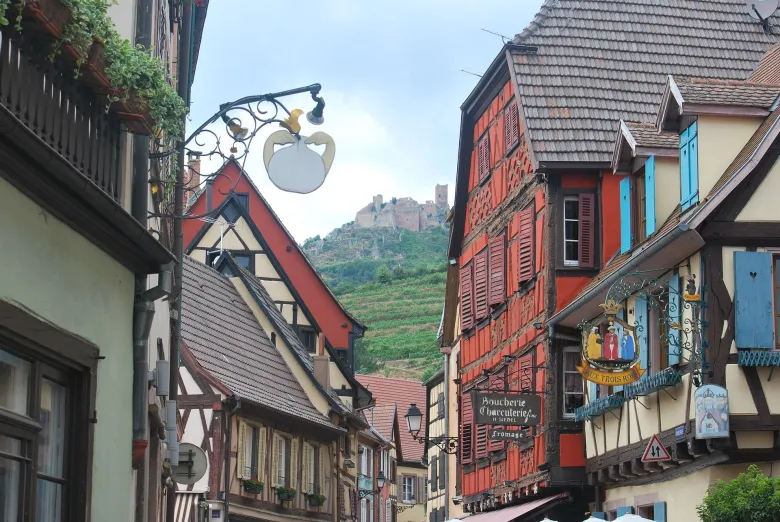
xmin=1 ymin=0 xmax=186 ymax=138
xmin=376 ymin=265 xmax=392 ymax=284
xmin=697 ymin=464 xmax=780 ymax=522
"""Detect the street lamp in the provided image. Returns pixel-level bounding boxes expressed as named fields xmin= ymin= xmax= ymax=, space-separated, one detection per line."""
xmin=358 ymin=471 xmax=387 ymax=498
xmin=405 ymin=403 xmax=459 ymax=455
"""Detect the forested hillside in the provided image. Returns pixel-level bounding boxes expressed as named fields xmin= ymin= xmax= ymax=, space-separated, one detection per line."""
xmin=302 ymin=225 xmax=448 ymax=380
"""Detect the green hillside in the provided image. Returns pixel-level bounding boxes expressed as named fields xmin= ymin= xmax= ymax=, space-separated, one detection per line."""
xmin=302 ymin=226 xmax=448 ymax=380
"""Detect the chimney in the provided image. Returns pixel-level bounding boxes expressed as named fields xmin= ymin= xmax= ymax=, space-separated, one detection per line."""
xmin=313 ymin=333 xmax=330 ymax=390
xmin=184 ymin=152 xmax=201 ymax=209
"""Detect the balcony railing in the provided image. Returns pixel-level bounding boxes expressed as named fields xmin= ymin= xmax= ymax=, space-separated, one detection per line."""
xmin=358 ymin=473 xmax=373 ymax=491
xmin=0 ymin=29 xmax=122 ymax=203
xmin=623 ymin=367 xmax=681 ymax=399
xmin=575 ymin=394 xmax=624 ymax=421
xmin=738 ymin=350 xmax=780 ymax=367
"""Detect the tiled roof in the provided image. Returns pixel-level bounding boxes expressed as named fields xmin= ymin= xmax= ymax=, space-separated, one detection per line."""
xmin=357 ymin=374 xmax=426 ymax=462
xmin=675 ymin=77 xmax=780 ymax=108
xmin=509 ymin=0 xmax=780 ymax=165
xmin=366 ymin=404 xmax=397 ymax=442
xmin=751 ymin=43 xmax=780 ymax=83
xmin=181 ymin=256 xmax=336 ymax=429
xmin=624 ymin=122 xmax=678 ymax=149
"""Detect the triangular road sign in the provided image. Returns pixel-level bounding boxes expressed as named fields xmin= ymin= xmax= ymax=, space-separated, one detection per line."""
xmin=641 ymin=434 xmax=671 ymax=462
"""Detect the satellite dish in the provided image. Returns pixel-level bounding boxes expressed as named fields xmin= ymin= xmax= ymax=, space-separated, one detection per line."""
xmin=747 ymin=0 xmax=779 ymax=20
xmin=171 ymin=443 xmax=208 ymax=485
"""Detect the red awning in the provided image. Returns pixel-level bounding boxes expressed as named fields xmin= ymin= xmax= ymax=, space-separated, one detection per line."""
xmin=463 ymin=494 xmax=571 ymax=522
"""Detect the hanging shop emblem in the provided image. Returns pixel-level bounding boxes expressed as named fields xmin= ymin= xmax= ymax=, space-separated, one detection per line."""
xmin=472 ymin=393 xmax=541 ymax=426
xmin=695 ymin=384 xmax=729 ymax=439
xmin=578 ymin=299 xmax=646 ymax=386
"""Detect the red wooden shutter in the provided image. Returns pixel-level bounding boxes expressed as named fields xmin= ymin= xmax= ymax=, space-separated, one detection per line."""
xmin=478 ymin=136 xmax=490 ymax=182
xmin=517 ymin=207 xmax=535 ymax=283
xmin=460 ymin=393 xmax=474 ymax=464
xmin=474 ymin=249 xmax=489 ymax=320
xmin=475 ymin=424 xmax=488 ymax=459
xmin=579 ymin=193 xmax=595 ymax=269
xmin=488 ymin=234 xmax=506 ymax=306
xmin=460 ymin=263 xmax=474 ymax=331
xmin=504 ymin=101 xmax=519 ymax=151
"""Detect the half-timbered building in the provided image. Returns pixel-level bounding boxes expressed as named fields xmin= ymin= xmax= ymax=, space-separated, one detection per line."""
xmin=424 ymin=370 xmax=447 ymax=522
xmin=549 ymin=50 xmax=780 ymax=520
xmin=357 ymin=375 xmax=427 ymax=522
xmin=183 ymin=158 xmax=368 ymax=376
xmin=178 ymin=254 xmax=372 ymax=522
xmin=365 ymin=405 xmax=399 ymax=522
xmin=443 ymin=2 xmax=780 ymax=522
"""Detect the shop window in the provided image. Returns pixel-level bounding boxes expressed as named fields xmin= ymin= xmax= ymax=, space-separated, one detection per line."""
xmin=563 ymin=347 xmax=585 ymax=418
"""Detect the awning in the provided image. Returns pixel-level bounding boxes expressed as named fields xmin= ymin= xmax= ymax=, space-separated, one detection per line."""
xmin=462 ymin=494 xmax=571 ymax=522
xmin=174 ymin=491 xmax=203 ymax=522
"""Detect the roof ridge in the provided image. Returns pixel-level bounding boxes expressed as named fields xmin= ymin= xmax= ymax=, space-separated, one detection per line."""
xmin=357 ymin=374 xmax=424 ymax=384
xmin=514 ymin=0 xmax=558 ymax=42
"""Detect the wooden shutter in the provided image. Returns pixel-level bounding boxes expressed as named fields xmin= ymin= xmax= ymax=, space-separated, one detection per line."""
xmin=475 ymin=424 xmax=488 ymax=459
xmin=290 ymin=438 xmax=299 ymax=490
xmin=302 ymin=443 xmax=312 ymax=493
xmin=734 ymin=251 xmax=774 ymax=349
xmin=620 ymin=176 xmax=631 ymax=254
xmin=319 ymin=447 xmax=328 ymax=495
xmin=478 ymin=136 xmax=490 ymax=182
xmin=460 ymin=263 xmax=474 ymax=331
xmin=635 ymin=297 xmax=649 ymax=378
xmin=474 ymin=249 xmax=489 ymax=320
xmin=350 ymin=488 xmax=358 ymax=517
xmin=430 ymin=455 xmax=437 ymax=491
xmin=460 ymin=394 xmax=473 ymax=464
xmin=237 ymin=420 xmax=248 ymax=479
xmin=489 ymin=234 xmax=506 ymax=306
xmin=438 ymin=454 xmax=445 ymax=491
xmin=504 ymin=101 xmax=519 ymax=151
xmin=680 ymin=122 xmax=699 ymax=210
xmin=416 ymin=475 xmax=424 ymax=504
xmin=667 ymin=272 xmax=681 ymax=365
xmin=437 ymin=392 xmax=444 ymax=418
xmin=654 ymin=502 xmax=667 ymax=522
xmin=645 ymin=156 xmax=656 ymax=237
xmin=271 ymin=434 xmax=281 ymax=487
xmin=578 ymin=193 xmax=595 ymax=269
xmin=256 ymin=426 xmax=267 ymax=483
xmin=616 ymin=507 xmax=634 ymax=516
xmin=517 ymin=207 xmax=535 ymax=283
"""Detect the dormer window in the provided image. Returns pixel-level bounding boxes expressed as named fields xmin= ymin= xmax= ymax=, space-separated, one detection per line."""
xmin=679 ymin=122 xmax=699 ymax=210
xmin=620 ymin=156 xmax=656 ymax=254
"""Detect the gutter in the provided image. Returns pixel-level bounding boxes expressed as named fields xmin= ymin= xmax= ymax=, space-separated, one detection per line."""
xmin=548 ymin=223 xmax=692 ymax=328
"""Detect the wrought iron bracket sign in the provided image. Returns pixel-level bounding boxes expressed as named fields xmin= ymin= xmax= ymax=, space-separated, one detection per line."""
xmin=472 ymin=392 xmax=541 ymax=426
xmin=417 ymin=436 xmax=459 ymax=455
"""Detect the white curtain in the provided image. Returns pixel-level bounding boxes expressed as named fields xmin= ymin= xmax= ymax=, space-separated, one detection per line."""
xmin=36 ymin=378 xmax=66 ymax=522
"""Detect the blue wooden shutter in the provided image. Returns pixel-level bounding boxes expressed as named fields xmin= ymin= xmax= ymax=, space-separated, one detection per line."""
xmin=645 ymin=156 xmax=656 ymax=236
xmin=688 ymin=122 xmax=699 ymax=208
xmin=734 ymin=251 xmax=774 ymax=349
xmin=654 ymin=501 xmax=667 ymax=522
xmin=614 ymin=307 xmax=627 ymax=392
xmin=589 ymin=380 xmax=598 ymax=404
xmin=680 ymin=126 xmax=691 ymax=210
xmin=616 ymin=506 xmax=634 ymax=516
xmin=635 ymin=297 xmax=649 ymax=376
xmin=620 ymin=176 xmax=632 ymax=253
xmin=591 ymin=513 xmax=605 ymax=520
xmin=668 ymin=270 xmax=681 ymax=366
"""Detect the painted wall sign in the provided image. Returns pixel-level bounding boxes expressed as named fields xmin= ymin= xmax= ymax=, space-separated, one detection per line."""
xmin=488 ymin=429 xmax=527 ymax=442
xmin=695 ymin=384 xmax=729 ymax=439
xmin=472 ymin=393 xmax=541 ymax=426
xmin=578 ymin=299 xmax=646 ymax=386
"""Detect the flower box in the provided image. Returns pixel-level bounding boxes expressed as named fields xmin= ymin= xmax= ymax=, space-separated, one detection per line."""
xmin=24 ymin=0 xmax=71 ymax=35
xmin=276 ymin=487 xmax=296 ymax=502
xmin=242 ymin=479 xmax=263 ymax=494
xmin=82 ymin=39 xmax=111 ymax=89
xmin=308 ymin=494 xmax=326 ymax=507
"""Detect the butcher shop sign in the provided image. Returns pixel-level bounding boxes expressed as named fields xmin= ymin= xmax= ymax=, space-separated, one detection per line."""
xmin=472 ymin=393 xmax=541 ymax=426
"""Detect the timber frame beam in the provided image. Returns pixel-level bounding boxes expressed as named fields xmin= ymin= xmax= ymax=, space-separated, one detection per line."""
xmin=701 ymin=221 xmax=780 ymax=245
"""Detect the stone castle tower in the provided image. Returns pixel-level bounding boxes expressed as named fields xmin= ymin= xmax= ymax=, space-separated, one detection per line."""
xmin=354 ymin=185 xmax=450 ymax=232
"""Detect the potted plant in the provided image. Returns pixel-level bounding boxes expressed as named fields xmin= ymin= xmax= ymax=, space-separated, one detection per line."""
xmin=276 ymin=486 xmax=296 ymax=502
xmin=308 ymin=492 xmax=326 ymax=507
xmin=242 ymin=478 xmax=264 ymax=494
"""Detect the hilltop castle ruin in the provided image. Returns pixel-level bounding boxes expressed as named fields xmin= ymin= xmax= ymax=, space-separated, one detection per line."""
xmin=354 ymin=185 xmax=450 ymax=232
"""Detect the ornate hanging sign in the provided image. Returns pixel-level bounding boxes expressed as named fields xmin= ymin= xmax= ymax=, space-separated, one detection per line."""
xmin=695 ymin=384 xmax=729 ymax=439
xmin=578 ymin=299 xmax=646 ymax=386
xmin=472 ymin=393 xmax=541 ymax=426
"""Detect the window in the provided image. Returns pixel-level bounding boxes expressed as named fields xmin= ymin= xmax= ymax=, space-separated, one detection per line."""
xmin=222 ymin=200 xmax=242 ymax=223
xmin=273 ymin=434 xmax=290 ymax=487
xmin=477 ymin=136 xmax=490 ymax=182
xmin=237 ymin=421 xmax=266 ymax=482
xmin=234 ymin=254 xmax=252 ymax=270
xmin=302 ymin=442 xmax=318 ymax=494
xmin=207 ymin=250 xmax=254 ymax=274
xmin=563 ymin=347 xmax=585 ymax=418
xmin=402 ymin=476 xmax=415 ymax=503
xmin=297 ymin=327 xmax=317 ymax=353
xmin=235 ymin=193 xmax=249 ymax=212
xmin=633 ymin=171 xmax=646 ymax=244
xmin=562 ymin=193 xmax=595 ymax=268
xmin=775 ymin=255 xmax=780 ymax=349
xmin=0 ymin=344 xmax=88 ymax=521
xmin=244 ymin=425 xmax=260 ymax=478
xmin=680 ymin=121 xmax=699 ymax=210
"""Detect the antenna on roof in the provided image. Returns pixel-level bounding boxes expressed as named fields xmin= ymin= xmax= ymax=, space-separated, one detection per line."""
xmin=481 ymin=28 xmax=510 ymax=43
xmin=747 ymin=0 xmax=778 ymax=33
xmin=460 ymin=70 xmax=483 ymax=78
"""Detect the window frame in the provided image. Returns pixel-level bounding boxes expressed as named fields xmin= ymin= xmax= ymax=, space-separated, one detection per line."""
xmin=562 ymin=195 xmax=580 ymax=267
xmin=402 ymin=476 xmax=415 ymax=503
xmin=296 ymin=326 xmax=317 ymax=354
xmin=562 ymin=346 xmax=585 ymax=419
xmin=0 ymin=338 xmax=91 ymax=522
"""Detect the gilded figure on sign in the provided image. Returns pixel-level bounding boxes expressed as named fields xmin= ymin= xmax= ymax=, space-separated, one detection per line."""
xmin=586 ymin=327 xmax=603 ymax=360
xmin=603 ymin=324 xmax=619 ymax=360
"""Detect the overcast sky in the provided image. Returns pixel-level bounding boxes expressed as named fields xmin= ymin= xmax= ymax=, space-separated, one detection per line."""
xmin=188 ymin=0 xmax=543 ymax=242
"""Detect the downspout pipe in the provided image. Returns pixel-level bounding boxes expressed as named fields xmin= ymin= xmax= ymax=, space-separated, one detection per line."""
xmin=167 ymin=1 xmax=193 ymax=521
xmin=442 ymin=356 xmax=449 ymax=520
xmin=131 ymin=0 xmax=154 ymax=461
